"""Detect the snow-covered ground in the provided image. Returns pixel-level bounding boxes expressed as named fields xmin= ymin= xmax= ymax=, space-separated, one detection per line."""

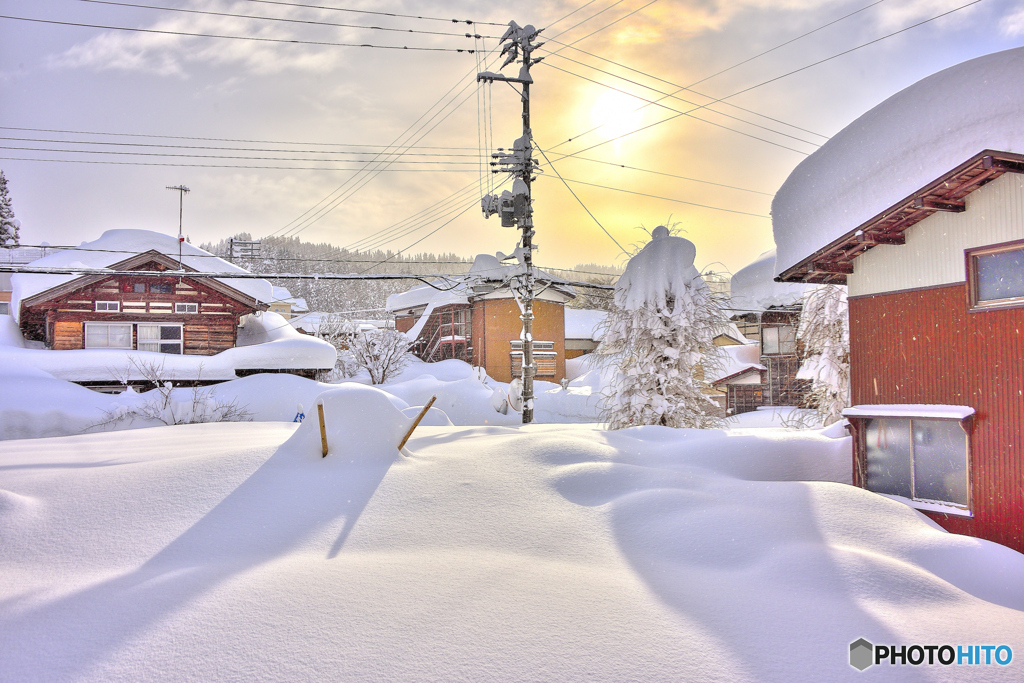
xmin=1 ymin=384 xmax=1021 ymax=682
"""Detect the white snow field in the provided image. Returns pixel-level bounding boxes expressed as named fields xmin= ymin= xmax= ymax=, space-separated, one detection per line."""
xmin=2 ymin=383 xmax=1023 ymax=682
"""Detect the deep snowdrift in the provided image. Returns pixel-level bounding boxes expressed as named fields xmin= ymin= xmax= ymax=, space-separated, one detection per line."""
xmin=1 ymin=421 xmax=1020 ymax=681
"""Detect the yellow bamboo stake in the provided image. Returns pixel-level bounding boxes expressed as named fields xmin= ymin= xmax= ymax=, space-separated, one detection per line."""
xmin=398 ymin=396 xmax=437 ymax=452
xmin=317 ymin=402 xmax=328 ymax=457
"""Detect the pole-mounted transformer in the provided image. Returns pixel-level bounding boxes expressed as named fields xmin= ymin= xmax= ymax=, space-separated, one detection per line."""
xmin=477 ymin=20 xmax=545 ymax=424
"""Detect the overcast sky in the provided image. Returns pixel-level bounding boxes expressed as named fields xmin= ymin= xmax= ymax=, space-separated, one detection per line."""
xmin=2 ymin=0 xmax=1022 ymax=274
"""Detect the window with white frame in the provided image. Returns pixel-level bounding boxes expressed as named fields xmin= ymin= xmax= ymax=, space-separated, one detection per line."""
xmin=510 ymin=340 xmax=557 ymax=377
xmin=84 ymin=322 xmax=132 ymax=349
xmin=762 ymin=325 xmax=796 ymax=355
xmin=137 ymin=323 xmax=183 ymax=354
xmin=95 ymin=301 xmax=120 ymax=312
xmin=175 ymin=302 xmax=198 ymax=314
xmin=967 ymin=239 xmax=1024 ymax=310
xmin=862 ymin=417 xmax=970 ymax=511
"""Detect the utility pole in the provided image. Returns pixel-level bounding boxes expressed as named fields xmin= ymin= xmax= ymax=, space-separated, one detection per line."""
xmin=478 ymin=21 xmax=544 ymax=424
xmin=166 ymin=184 xmax=190 ymax=270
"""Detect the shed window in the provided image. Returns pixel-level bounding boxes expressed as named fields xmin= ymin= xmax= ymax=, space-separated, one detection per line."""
xmin=150 ymin=283 xmax=174 ymax=294
xmin=510 ymin=340 xmax=557 ymax=378
xmin=967 ymin=240 xmax=1024 ymax=310
xmin=138 ymin=323 xmax=183 ymax=354
xmin=175 ymin=303 xmax=198 ymax=314
xmin=863 ymin=417 xmax=969 ymax=510
xmin=133 ymin=283 xmax=147 ymax=293
xmin=95 ymin=301 xmax=120 ymax=312
xmin=762 ymin=325 xmax=796 ymax=355
xmin=85 ymin=323 xmax=132 ymax=349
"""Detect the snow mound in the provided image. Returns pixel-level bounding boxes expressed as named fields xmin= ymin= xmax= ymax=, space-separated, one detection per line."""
xmin=773 ymin=46 xmax=1024 ymax=277
xmin=729 ymin=249 xmax=811 ymax=312
xmin=614 ymin=227 xmax=702 ymax=312
xmin=283 ymin=384 xmax=413 ymax=461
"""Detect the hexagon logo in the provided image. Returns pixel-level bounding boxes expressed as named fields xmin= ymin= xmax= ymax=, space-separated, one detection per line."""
xmin=850 ymin=638 xmax=874 ymax=671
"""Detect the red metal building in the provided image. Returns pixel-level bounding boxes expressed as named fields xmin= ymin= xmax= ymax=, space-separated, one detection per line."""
xmin=772 ymin=48 xmax=1024 ymax=553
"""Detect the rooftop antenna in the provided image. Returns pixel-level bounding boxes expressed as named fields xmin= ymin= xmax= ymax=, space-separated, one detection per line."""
xmin=166 ymin=184 xmax=190 ymax=270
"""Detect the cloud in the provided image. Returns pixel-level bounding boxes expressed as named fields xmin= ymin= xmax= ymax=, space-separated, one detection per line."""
xmin=1002 ymin=6 xmax=1024 ymax=36
xmin=45 ymin=1 xmax=360 ymax=77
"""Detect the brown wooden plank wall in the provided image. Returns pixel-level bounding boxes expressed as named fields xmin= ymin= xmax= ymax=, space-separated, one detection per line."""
xmin=53 ymin=321 xmax=83 ymax=350
xmin=849 ymin=283 xmax=1023 ymax=552
xmin=184 ymin=321 xmax=236 ymax=355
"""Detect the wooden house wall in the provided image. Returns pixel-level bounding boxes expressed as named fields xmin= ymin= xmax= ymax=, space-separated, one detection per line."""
xmin=470 ymin=298 xmax=565 ymax=383
xmin=849 ymin=283 xmax=1024 ymax=553
xmin=24 ymin=275 xmax=252 ymax=355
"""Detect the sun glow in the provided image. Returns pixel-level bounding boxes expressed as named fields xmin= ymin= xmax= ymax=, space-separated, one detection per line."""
xmin=589 ymin=89 xmax=646 ymax=140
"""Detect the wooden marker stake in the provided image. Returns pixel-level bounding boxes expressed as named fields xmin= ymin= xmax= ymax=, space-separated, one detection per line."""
xmin=398 ymin=396 xmax=437 ymax=452
xmin=317 ymin=402 xmax=328 ymax=457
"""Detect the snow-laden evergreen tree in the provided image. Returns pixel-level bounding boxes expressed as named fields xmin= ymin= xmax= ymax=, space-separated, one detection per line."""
xmin=0 ymin=170 xmax=20 ymax=245
xmin=597 ymin=226 xmax=728 ymax=429
xmin=794 ymin=284 xmax=849 ymax=426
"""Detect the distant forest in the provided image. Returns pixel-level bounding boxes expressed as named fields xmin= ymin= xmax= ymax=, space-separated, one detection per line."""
xmin=201 ymin=234 xmax=621 ymax=316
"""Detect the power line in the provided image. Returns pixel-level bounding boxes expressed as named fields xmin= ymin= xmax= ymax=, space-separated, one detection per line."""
xmin=536 ymin=175 xmax=770 ymax=218
xmin=0 ymin=136 xmax=490 ymax=158
xmin=542 ymin=62 xmax=814 ymax=155
xmin=0 ymin=155 xmax=478 ymax=172
xmin=543 ymin=39 xmax=831 ymax=140
xmin=0 ymin=14 xmax=483 ymax=53
xmin=535 ymin=143 xmax=628 ymax=255
xmin=241 ymin=0 xmax=505 ymax=26
xmin=545 ymin=155 xmax=774 ymax=196
xmin=543 ymin=52 xmax=823 ymax=146
xmin=0 ymin=126 xmax=483 ymax=151
xmin=75 ymin=0 xmax=502 ymax=39
xmin=546 ymin=0 xmax=985 ymax=162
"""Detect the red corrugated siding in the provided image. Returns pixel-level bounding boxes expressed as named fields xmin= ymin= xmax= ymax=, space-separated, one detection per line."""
xmin=850 ymin=283 xmax=1023 ymax=552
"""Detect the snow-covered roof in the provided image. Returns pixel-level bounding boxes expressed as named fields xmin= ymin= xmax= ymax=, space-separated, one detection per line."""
xmin=729 ymin=250 xmax=811 ymax=313
xmin=564 ymin=308 xmax=607 ymax=341
xmin=385 ymin=253 xmax=573 ymax=314
xmin=842 ymin=404 xmax=975 ymax=420
xmin=10 ymin=230 xmax=274 ymax=320
xmin=773 ymin=46 xmax=1024 ymax=278
xmin=271 ymin=285 xmax=309 ymax=313
xmin=710 ymin=342 xmax=765 ymax=384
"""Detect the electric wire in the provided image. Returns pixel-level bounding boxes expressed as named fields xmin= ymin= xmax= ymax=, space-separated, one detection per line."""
xmin=536 ymin=175 xmax=770 ymax=218
xmin=75 ymin=0 xmax=502 ymax=39
xmin=543 ymin=52 xmax=823 ymax=146
xmin=545 ymin=0 xmax=985 ymax=162
xmin=0 ymin=14 xmax=484 ymax=53
xmin=241 ymin=0 xmax=505 ymax=26
xmin=534 ymin=143 xmax=628 ymax=255
xmin=542 ymin=62 xmax=813 ymax=155
xmin=0 ymin=155 xmax=479 ymax=172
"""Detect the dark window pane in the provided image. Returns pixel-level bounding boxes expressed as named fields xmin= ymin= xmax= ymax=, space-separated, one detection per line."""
xmin=133 ymin=283 xmax=146 ymax=293
xmin=976 ymin=248 xmax=1024 ymax=302
xmin=160 ymin=343 xmax=182 ymax=354
xmin=865 ymin=418 xmax=913 ymax=498
xmin=151 ymin=283 xmax=174 ymax=294
xmin=160 ymin=326 xmax=182 ymax=340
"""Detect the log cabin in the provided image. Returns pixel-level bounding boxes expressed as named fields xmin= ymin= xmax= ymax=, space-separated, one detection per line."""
xmin=772 ymin=47 xmax=1024 ymax=553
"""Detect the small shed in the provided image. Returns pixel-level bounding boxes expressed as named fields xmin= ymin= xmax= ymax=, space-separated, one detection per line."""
xmin=387 ymin=254 xmax=575 ymax=383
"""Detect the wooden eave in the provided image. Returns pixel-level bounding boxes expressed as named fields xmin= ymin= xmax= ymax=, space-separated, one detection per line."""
xmin=20 ymin=249 xmax=266 ymax=311
xmin=776 ymin=150 xmax=1024 ymax=284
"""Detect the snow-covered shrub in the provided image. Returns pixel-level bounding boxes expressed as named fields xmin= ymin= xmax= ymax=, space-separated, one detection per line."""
xmin=314 ymin=314 xmax=360 ymax=381
xmin=793 ymin=284 xmax=849 ymax=426
xmin=351 ymin=328 xmax=411 ymax=385
xmin=95 ymin=358 xmax=252 ymax=427
xmin=597 ymin=226 xmax=728 ymax=429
